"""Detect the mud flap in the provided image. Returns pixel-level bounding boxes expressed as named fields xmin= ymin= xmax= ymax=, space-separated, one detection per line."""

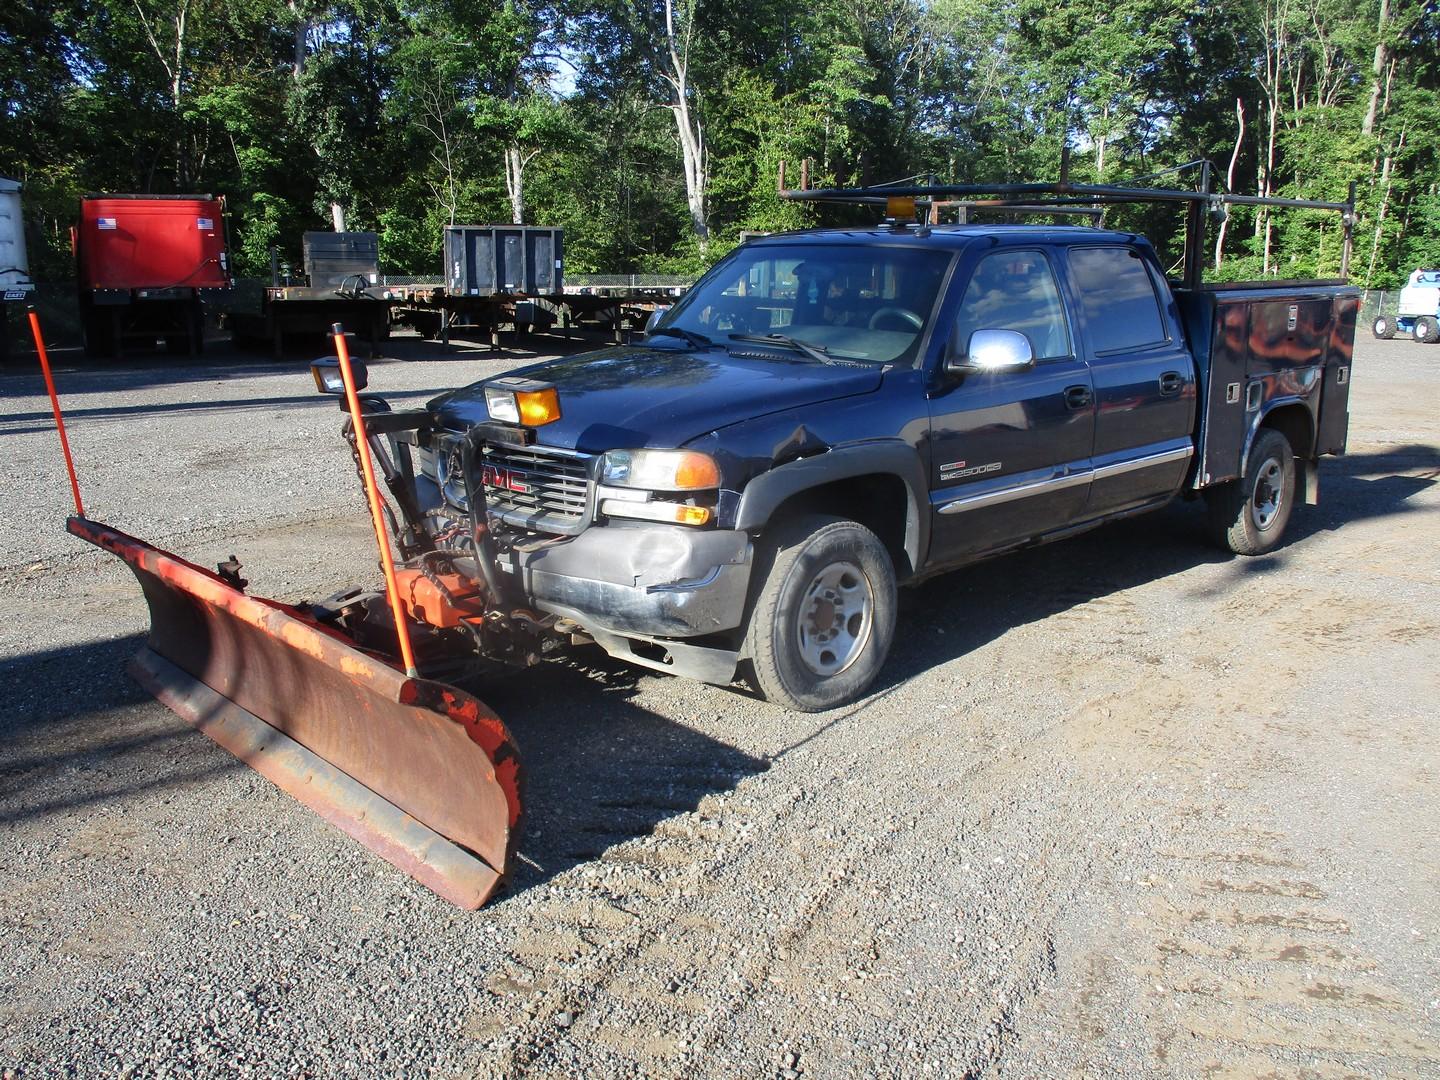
xmin=69 ymin=516 xmax=522 ymax=909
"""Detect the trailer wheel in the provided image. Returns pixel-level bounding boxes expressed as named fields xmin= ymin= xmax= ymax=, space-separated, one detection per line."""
xmin=1205 ymin=428 xmax=1296 ymax=556
xmin=742 ymin=515 xmax=896 ymax=712
xmin=1372 ymin=315 xmax=1396 ymax=339
xmin=1414 ymin=316 xmax=1440 ymax=344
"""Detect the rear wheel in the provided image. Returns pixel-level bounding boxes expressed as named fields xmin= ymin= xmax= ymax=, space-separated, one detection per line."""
xmin=1205 ymin=428 xmax=1296 ymax=556
xmin=1413 ymin=316 xmax=1440 ymax=344
xmin=743 ymin=515 xmax=897 ymax=712
xmin=1372 ymin=315 xmax=1396 ymax=339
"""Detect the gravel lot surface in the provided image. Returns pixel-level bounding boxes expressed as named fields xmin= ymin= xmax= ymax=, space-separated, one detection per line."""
xmin=1 ymin=329 xmax=1437 ymax=1079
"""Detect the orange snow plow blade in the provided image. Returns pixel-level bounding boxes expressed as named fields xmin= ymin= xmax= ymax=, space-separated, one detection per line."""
xmin=69 ymin=515 xmax=521 ymax=909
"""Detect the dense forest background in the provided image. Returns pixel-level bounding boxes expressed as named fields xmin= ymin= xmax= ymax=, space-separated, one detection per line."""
xmin=2 ymin=0 xmax=1437 ymax=286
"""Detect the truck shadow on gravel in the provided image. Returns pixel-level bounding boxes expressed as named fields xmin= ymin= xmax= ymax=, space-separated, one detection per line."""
xmin=0 ymin=630 xmax=767 ymax=902
xmin=872 ymin=443 xmax=1439 ymax=695
xmin=472 ymin=659 xmax=769 ymax=896
xmin=0 ymin=633 xmax=245 ymax=828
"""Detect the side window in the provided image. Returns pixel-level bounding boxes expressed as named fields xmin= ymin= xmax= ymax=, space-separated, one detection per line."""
xmin=1067 ymin=247 xmax=1167 ymax=353
xmin=954 ymin=250 xmax=1071 ymax=360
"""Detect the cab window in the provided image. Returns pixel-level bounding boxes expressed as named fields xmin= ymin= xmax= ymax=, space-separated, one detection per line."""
xmin=1067 ymin=246 xmax=1167 ymax=353
xmin=953 ymin=250 xmax=1071 ymax=360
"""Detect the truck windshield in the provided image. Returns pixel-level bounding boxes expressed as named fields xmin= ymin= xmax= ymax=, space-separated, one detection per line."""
xmin=656 ymin=244 xmax=952 ymax=364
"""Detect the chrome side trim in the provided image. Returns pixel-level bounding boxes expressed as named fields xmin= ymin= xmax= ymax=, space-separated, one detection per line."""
xmin=936 ymin=445 xmax=1194 ymax=516
xmin=937 ymin=470 xmax=1090 ymax=514
xmin=1092 ymin=445 xmax=1193 ymax=480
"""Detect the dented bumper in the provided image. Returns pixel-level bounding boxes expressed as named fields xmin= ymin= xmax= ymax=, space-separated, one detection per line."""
xmin=505 ymin=525 xmax=753 ymax=639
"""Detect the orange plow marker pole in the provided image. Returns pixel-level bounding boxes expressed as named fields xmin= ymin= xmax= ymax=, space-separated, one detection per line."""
xmin=332 ymin=323 xmax=420 ymax=678
xmin=28 ymin=308 xmax=86 ymax=517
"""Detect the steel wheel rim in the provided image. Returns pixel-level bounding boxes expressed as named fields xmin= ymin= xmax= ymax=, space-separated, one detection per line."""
xmin=1250 ymin=456 xmax=1284 ymax=531
xmin=795 ymin=560 xmax=874 ymax=677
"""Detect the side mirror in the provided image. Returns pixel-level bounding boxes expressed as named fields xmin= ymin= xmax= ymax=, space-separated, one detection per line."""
xmin=311 ymin=355 xmax=368 ymax=395
xmin=945 ymin=328 xmax=1035 ymax=375
xmin=643 ymin=306 xmax=670 ymax=335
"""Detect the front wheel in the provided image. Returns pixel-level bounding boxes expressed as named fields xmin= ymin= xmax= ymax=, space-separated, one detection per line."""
xmin=1205 ymin=428 xmax=1296 ymax=556
xmin=1414 ymin=316 xmax=1440 ymax=344
xmin=743 ymin=515 xmax=897 ymax=712
xmin=1372 ymin=315 xmax=1396 ymax=340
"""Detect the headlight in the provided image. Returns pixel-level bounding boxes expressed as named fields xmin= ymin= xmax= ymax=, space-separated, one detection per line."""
xmin=601 ymin=449 xmax=720 ymax=490
xmin=483 ymin=377 xmax=562 ymax=425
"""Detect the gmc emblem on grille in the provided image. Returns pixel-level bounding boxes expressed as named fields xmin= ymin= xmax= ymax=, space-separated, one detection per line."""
xmin=482 ymin=463 xmax=532 ymax=494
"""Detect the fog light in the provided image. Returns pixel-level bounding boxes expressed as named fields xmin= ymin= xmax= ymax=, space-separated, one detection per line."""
xmin=602 ymin=499 xmax=712 ymax=526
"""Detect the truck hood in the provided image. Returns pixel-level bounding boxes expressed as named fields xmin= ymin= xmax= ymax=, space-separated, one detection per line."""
xmin=429 ymin=344 xmax=884 ymax=451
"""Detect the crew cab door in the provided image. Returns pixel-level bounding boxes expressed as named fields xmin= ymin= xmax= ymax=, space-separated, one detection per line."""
xmin=927 ymin=248 xmax=1095 ymax=562
xmin=1065 ymin=245 xmax=1197 ymax=513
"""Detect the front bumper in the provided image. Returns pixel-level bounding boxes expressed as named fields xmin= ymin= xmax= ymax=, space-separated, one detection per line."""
xmin=504 ymin=525 xmax=753 ymax=639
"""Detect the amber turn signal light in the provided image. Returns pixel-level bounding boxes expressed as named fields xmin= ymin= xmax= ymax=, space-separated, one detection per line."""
xmin=515 ymin=387 xmax=562 ymax=426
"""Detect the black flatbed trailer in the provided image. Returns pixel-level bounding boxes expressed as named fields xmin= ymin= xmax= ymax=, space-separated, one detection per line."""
xmin=389 ymin=284 xmax=684 ymax=351
xmin=228 ymin=284 xmax=394 ymax=358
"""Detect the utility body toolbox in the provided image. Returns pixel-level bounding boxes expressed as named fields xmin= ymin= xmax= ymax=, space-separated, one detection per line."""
xmin=1179 ymin=283 xmax=1358 ymax=489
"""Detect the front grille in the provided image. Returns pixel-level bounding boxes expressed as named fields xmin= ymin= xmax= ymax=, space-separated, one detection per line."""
xmin=479 ymin=443 xmax=594 ymax=534
xmin=430 ymin=435 xmax=595 ymax=535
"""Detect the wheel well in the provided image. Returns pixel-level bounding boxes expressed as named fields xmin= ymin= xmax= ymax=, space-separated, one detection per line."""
xmin=759 ymin=474 xmax=912 ymax=576
xmin=1259 ymin=404 xmax=1314 ymax=460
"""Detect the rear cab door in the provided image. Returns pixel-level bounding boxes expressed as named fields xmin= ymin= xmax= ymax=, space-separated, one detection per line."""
xmin=1063 ymin=243 xmax=1197 ymax=514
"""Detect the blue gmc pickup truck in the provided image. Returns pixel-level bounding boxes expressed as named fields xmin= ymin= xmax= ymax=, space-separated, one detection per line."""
xmin=334 ymin=206 xmax=1358 ymax=712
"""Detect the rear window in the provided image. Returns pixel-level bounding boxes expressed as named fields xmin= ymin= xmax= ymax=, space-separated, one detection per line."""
xmin=1067 ymin=247 xmax=1167 ymax=353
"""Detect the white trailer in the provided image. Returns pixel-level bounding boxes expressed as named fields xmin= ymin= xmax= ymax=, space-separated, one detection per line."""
xmin=0 ymin=177 xmax=31 ymax=298
xmin=0 ymin=176 xmax=33 ymax=362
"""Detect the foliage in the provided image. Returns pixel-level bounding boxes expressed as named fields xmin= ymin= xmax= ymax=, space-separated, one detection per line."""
xmin=2 ymin=0 xmax=1435 ymax=283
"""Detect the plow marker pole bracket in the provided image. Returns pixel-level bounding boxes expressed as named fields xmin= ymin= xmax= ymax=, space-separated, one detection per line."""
xmin=28 ymin=308 xmax=86 ymax=517
xmin=332 ymin=321 xmax=419 ymax=678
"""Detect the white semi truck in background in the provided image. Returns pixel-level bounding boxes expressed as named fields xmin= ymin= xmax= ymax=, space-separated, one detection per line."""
xmin=1 ymin=176 xmax=34 ymax=363
xmin=1372 ymin=268 xmax=1440 ymax=344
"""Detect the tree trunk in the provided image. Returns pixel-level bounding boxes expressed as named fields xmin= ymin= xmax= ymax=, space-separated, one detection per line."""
xmin=1215 ymin=98 xmax=1245 ymax=269
xmin=662 ymin=0 xmax=708 ymax=245
xmin=331 ymin=203 xmax=346 ymax=232
xmin=1361 ymin=0 xmax=1391 ymax=136
xmin=504 ymin=145 xmax=526 ymax=225
xmin=1095 ymin=105 xmax=1108 ymax=177
xmin=1364 ymin=127 xmax=1404 ymax=285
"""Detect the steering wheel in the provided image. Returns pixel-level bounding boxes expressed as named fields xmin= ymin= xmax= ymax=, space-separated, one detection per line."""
xmin=868 ymin=306 xmax=924 ymax=332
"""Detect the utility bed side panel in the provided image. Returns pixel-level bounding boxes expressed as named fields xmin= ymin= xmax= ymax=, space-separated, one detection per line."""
xmin=1315 ymin=293 xmax=1358 ymax=455
xmin=1176 ymin=283 xmax=1359 ymax=487
xmin=1177 ymin=290 xmax=1247 ymax=487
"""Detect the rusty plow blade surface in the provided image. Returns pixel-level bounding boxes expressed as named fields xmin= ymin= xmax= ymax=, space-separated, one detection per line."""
xmin=69 ymin=516 xmax=521 ymax=909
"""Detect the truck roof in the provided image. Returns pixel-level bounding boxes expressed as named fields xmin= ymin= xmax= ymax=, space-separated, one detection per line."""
xmin=746 ymin=224 xmax=1147 ymax=250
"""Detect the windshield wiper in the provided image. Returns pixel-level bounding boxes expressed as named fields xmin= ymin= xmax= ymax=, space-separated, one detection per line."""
xmin=728 ymin=333 xmax=839 ymax=365
xmin=648 ymin=326 xmax=715 ymax=349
